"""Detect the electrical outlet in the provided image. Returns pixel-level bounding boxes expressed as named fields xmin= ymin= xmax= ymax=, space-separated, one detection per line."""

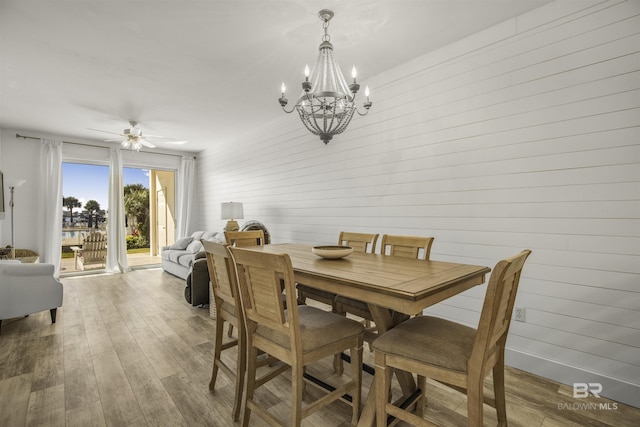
xmin=514 ymin=307 xmax=525 ymax=322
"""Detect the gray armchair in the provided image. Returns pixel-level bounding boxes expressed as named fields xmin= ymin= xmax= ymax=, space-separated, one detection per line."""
xmin=0 ymin=260 xmax=63 ymax=334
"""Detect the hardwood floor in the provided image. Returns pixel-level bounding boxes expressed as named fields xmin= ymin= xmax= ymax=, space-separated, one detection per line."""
xmin=0 ymin=269 xmax=637 ymax=426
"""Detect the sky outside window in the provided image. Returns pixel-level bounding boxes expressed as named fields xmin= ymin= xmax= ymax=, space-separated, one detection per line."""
xmin=62 ymin=163 xmax=150 ymax=210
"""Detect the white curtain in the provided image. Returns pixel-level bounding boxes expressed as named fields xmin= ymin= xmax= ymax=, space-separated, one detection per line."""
xmin=37 ymin=139 xmax=63 ymax=277
xmin=176 ymin=156 xmax=196 ymax=239
xmin=106 ymin=147 xmax=129 ymax=273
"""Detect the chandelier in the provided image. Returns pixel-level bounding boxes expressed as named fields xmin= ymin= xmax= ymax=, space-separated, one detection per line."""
xmin=279 ymin=9 xmax=372 ymax=144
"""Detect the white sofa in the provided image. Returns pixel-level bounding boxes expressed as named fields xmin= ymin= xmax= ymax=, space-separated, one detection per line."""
xmin=0 ymin=260 xmax=63 ymax=334
xmin=161 ymin=231 xmax=225 ymax=279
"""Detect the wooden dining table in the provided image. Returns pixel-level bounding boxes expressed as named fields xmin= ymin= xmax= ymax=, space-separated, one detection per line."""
xmin=245 ymin=243 xmax=491 ymax=427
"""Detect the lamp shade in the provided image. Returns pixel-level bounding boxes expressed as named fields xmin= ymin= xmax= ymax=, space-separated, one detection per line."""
xmin=221 ymin=202 xmax=244 ymax=220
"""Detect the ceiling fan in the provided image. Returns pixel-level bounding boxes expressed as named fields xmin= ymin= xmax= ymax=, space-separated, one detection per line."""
xmin=88 ymin=121 xmax=187 ymax=151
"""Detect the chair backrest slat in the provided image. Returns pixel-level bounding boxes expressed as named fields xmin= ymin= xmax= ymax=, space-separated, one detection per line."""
xmin=225 ymin=230 xmax=266 ymax=248
xmin=338 ymin=231 xmax=378 ymax=254
xmin=472 ymin=250 xmax=531 ymax=364
xmin=230 ymin=247 xmax=299 ymax=348
xmin=81 ymin=232 xmax=106 ymax=261
xmin=201 ymin=240 xmax=238 ymax=311
xmin=380 ymin=235 xmax=434 ymax=260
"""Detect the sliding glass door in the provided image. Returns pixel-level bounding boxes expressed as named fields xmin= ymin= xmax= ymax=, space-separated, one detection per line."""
xmin=61 ymin=162 xmax=175 ymax=274
xmin=61 ymin=162 xmax=109 ymax=273
xmin=123 ymin=168 xmax=175 ymax=267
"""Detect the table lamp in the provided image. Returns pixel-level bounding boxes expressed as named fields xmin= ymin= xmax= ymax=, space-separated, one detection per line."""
xmin=221 ymin=202 xmax=244 ymax=232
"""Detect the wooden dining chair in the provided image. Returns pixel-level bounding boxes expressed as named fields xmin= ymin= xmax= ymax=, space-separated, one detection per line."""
xmin=296 ymin=231 xmax=379 ymax=375
xmin=372 ymin=250 xmax=531 ymax=427
xmin=379 ymin=234 xmax=434 ymax=260
xmin=229 ymin=246 xmax=365 ymax=427
xmin=224 ymin=229 xmax=266 ymax=247
xmin=201 ymin=240 xmax=245 ymax=421
xmin=338 ymin=231 xmax=379 ymax=253
xmin=223 ymin=229 xmax=267 ymax=337
xmin=297 ymin=231 xmax=379 ymax=308
xmin=334 ymin=235 xmax=435 ymax=367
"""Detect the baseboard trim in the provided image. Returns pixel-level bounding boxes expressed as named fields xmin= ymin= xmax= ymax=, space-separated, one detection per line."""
xmin=505 ymin=348 xmax=639 ymax=409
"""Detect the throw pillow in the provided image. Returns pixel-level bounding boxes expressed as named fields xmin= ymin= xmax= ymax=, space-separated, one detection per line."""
xmin=170 ymin=236 xmax=193 ymax=250
xmin=186 ymin=240 xmax=203 ymax=254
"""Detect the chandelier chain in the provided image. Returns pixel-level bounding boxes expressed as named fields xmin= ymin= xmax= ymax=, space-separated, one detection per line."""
xmin=322 ymin=19 xmax=330 ymax=42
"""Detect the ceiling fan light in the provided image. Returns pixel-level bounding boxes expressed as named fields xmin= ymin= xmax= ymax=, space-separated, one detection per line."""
xmin=89 ymin=122 xmax=185 ymax=151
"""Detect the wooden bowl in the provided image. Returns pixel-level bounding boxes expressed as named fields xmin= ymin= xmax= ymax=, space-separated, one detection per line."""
xmin=312 ymin=245 xmax=353 ymax=259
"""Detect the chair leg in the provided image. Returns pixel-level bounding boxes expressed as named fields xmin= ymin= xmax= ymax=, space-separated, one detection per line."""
xmin=350 ymin=344 xmax=363 ymax=426
xmin=296 ymin=289 xmax=306 ymax=305
xmin=333 ymin=352 xmax=344 ymax=376
xmin=416 ymin=374 xmax=427 ymax=417
xmin=50 ymin=308 xmax=57 ymax=323
xmin=467 ymin=373 xmax=485 ymax=427
xmin=332 ymin=303 xmax=346 ymax=375
xmin=291 ymin=361 xmax=304 ymax=427
xmin=233 ymin=322 xmax=246 ymax=422
xmin=375 ymin=352 xmax=393 ymax=427
xmin=209 ymin=317 xmax=225 ymax=392
xmin=241 ymin=345 xmax=258 ymax=427
xmin=493 ymin=357 xmax=507 ymax=426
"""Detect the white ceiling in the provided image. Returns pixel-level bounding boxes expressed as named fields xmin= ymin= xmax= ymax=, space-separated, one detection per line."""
xmin=0 ymin=0 xmax=551 ymax=153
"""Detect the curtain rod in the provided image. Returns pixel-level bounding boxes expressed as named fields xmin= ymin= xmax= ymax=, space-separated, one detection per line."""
xmin=15 ymin=133 xmax=195 ymax=159
xmin=16 ymin=133 xmax=78 ymax=145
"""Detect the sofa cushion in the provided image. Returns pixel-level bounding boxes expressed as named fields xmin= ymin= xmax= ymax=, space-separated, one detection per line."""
xmin=185 ymin=240 xmax=203 ymax=254
xmin=190 ymin=231 xmax=206 ymax=241
xmin=185 ymin=231 xmax=225 ymax=254
xmin=168 ymin=250 xmax=186 ymax=263
xmin=161 ymin=249 xmax=176 ymax=261
xmin=169 ymin=236 xmax=193 ymax=250
xmin=161 ymin=231 xmax=227 ymax=280
xmin=201 ymin=231 xmax=219 ymax=241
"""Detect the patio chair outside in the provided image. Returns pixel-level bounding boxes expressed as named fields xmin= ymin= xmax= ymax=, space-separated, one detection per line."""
xmin=71 ymin=232 xmax=107 ymax=270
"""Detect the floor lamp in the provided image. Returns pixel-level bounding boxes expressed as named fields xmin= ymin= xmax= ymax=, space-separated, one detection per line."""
xmin=8 ymin=178 xmax=26 ymax=257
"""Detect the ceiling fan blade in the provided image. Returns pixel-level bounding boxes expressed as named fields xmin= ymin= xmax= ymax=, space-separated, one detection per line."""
xmin=104 ymin=138 xmax=124 ymax=142
xmin=164 ymin=140 xmax=188 ymax=145
xmin=140 ymin=140 xmax=156 ymax=148
xmin=143 ymin=134 xmax=167 ymax=139
xmin=88 ymin=128 xmax=126 ymax=136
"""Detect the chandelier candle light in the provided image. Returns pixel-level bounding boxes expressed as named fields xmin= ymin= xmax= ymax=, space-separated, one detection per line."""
xmin=279 ymin=9 xmax=372 ymax=144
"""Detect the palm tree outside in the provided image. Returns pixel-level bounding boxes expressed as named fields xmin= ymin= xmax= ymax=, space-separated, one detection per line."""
xmin=84 ymin=199 xmax=102 ymax=229
xmin=63 ymin=196 xmax=82 ymax=226
xmin=124 ymin=183 xmax=150 ymax=249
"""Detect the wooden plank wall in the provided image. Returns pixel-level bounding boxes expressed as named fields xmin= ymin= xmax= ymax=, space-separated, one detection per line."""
xmin=197 ymin=0 xmax=640 ymax=407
